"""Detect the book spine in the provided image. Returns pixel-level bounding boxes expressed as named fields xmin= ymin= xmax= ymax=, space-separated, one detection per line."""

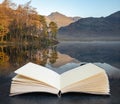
xmin=57 ymin=91 xmax=61 ymax=98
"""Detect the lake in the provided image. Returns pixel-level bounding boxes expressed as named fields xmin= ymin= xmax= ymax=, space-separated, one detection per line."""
xmin=57 ymin=41 xmax=120 ymax=68
xmin=0 ymin=41 xmax=120 ymax=75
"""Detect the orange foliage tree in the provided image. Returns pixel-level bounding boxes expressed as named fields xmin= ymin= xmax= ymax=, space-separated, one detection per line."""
xmin=0 ymin=0 xmax=57 ymax=43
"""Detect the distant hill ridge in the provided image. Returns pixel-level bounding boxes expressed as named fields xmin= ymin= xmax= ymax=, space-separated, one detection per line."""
xmin=58 ymin=11 xmax=120 ymax=41
xmin=45 ymin=12 xmax=81 ymax=28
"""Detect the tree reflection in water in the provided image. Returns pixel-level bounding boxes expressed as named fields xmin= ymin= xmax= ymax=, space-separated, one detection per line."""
xmin=0 ymin=44 xmax=58 ymax=75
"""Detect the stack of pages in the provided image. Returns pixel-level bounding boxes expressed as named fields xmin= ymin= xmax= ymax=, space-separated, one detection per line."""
xmin=10 ymin=62 xmax=110 ymax=96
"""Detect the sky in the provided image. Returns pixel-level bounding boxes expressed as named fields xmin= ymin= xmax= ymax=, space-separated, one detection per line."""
xmin=0 ymin=0 xmax=120 ymax=17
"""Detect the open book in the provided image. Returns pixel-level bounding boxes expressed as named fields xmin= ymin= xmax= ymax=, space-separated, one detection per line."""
xmin=10 ymin=62 xmax=110 ymax=96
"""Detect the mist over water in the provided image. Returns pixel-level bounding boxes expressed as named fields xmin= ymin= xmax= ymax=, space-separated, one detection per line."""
xmin=57 ymin=41 xmax=120 ymax=69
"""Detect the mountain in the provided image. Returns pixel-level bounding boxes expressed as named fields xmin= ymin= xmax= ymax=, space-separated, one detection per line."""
xmin=46 ymin=12 xmax=81 ymax=28
xmin=58 ymin=11 xmax=120 ymax=41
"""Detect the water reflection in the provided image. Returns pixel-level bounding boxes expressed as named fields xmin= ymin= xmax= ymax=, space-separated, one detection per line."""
xmin=0 ymin=43 xmax=120 ymax=79
xmin=0 ymin=44 xmax=79 ymax=75
xmin=0 ymin=45 xmax=58 ymax=75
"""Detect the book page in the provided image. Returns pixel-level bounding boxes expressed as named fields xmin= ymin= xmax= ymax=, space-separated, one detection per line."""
xmin=13 ymin=75 xmax=53 ymax=86
xmin=61 ymin=72 xmax=109 ymax=95
xmin=10 ymin=75 xmax=59 ymax=96
xmin=10 ymin=82 xmax=59 ymax=96
xmin=15 ymin=62 xmax=60 ymax=90
xmin=60 ymin=63 xmax=106 ymax=89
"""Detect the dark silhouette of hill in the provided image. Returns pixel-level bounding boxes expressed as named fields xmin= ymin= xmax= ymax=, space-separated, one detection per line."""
xmin=58 ymin=11 xmax=120 ymax=41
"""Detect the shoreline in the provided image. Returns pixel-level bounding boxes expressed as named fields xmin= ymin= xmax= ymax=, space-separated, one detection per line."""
xmin=59 ymin=40 xmax=120 ymax=43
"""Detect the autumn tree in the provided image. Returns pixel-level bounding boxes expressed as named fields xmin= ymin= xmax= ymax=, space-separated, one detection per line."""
xmin=49 ymin=22 xmax=58 ymax=40
xmin=8 ymin=1 xmax=41 ymax=42
xmin=0 ymin=18 xmax=9 ymax=42
xmin=0 ymin=0 xmax=13 ymax=42
xmin=39 ymin=15 xmax=48 ymax=38
xmin=0 ymin=0 xmax=58 ymax=43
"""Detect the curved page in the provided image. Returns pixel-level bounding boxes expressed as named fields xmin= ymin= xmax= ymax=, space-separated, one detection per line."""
xmin=15 ymin=62 xmax=60 ymax=90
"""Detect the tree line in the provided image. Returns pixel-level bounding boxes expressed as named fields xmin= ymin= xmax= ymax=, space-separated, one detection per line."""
xmin=0 ymin=0 xmax=58 ymax=44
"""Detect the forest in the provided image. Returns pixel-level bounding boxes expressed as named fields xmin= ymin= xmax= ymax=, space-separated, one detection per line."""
xmin=0 ymin=0 xmax=58 ymax=44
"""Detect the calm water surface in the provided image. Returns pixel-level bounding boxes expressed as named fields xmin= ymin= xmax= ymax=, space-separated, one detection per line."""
xmin=0 ymin=41 xmax=120 ymax=75
xmin=57 ymin=41 xmax=120 ymax=68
